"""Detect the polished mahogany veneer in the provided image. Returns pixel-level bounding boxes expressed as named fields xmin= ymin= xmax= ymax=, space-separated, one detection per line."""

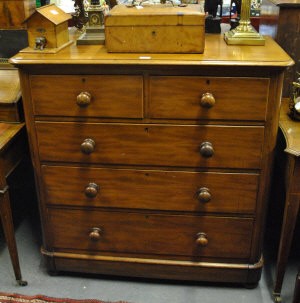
xmin=11 ymin=34 xmax=293 ymax=285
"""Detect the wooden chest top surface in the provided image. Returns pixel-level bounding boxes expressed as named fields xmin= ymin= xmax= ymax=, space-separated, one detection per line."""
xmin=10 ymin=34 xmax=293 ymax=67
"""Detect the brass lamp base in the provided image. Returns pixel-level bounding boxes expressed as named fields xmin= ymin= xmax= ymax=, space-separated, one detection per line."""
xmin=224 ymin=25 xmax=265 ymax=46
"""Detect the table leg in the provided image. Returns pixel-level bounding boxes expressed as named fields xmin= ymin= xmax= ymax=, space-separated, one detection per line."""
xmin=273 ymin=193 xmax=300 ymax=302
xmin=293 ymin=269 xmax=300 ymax=303
xmin=0 ymin=186 xmax=27 ymax=286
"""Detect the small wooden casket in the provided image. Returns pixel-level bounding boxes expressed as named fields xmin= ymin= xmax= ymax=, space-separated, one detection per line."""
xmin=105 ymin=4 xmax=205 ymax=53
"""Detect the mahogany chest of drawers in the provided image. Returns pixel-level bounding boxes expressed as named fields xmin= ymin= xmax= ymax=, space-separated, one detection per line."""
xmin=11 ymin=35 xmax=293 ymax=285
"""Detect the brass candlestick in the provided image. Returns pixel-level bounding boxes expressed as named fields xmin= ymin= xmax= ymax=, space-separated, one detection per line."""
xmin=224 ymin=0 xmax=265 ymax=45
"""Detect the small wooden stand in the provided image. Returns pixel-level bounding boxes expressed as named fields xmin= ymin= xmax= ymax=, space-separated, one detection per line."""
xmin=273 ymin=98 xmax=300 ymax=303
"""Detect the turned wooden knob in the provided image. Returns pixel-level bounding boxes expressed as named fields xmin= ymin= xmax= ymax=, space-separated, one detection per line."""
xmin=197 ymin=187 xmax=211 ymax=203
xmin=89 ymin=227 xmax=102 ymax=241
xmin=84 ymin=183 xmax=99 ymax=198
xmin=200 ymin=92 xmax=215 ymax=108
xmin=81 ymin=138 xmax=95 ymax=154
xmin=77 ymin=92 xmax=91 ymax=107
xmin=196 ymin=232 xmax=208 ymax=247
xmin=200 ymin=142 xmax=214 ymax=158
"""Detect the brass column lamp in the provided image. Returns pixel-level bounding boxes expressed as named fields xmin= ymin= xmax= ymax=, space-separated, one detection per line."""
xmin=224 ymin=0 xmax=265 ymax=45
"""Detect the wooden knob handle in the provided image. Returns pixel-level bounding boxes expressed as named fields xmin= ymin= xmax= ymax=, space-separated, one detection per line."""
xmin=77 ymin=92 xmax=91 ymax=107
xmin=200 ymin=142 xmax=214 ymax=158
xmin=85 ymin=183 xmax=99 ymax=198
xmin=197 ymin=187 xmax=211 ymax=203
xmin=196 ymin=232 xmax=208 ymax=247
xmin=89 ymin=227 xmax=102 ymax=241
xmin=81 ymin=138 xmax=95 ymax=154
xmin=200 ymin=92 xmax=215 ymax=108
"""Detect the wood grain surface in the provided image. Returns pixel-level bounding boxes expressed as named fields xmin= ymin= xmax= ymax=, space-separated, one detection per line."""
xmin=10 ymin=35 xmax=293 ymax=67
xmin=36 ymin=122 xmax=264 ymax=169
xmin=0 ymin=69 xmax=22 ymax=122
xmin=50 ymin=250 xmax=260 ymax=282
xmin=47 ymin=208 xmax=253 ymax=259
xmin=27 ymin=15 xmax=56 ymax=49
xmin=279 ymin=98 xmax=300 ymax=156
xmin=30 ymin=75 xmax=143 ymax=118
xmin=150 ymin=76 xmax=269 ymax=121
xmin=105 ymin=5 xmax=205 ymax=24
xmin=0 ymin=0 xmax=35 ymax=29
xmin=0 ymin=123 xmax=25 ymax=151
xmin=105 ymin=26 xmax=205 ymax=53
xmin=42 ymin=165 xmax=259 ymax=214
xmin=0 ymin=70 xmax=21 ymax=104
xmin=12 ymin=35 xmax=292 ymax=283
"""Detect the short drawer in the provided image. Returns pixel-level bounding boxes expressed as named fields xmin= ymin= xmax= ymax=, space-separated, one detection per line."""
xmin=30 ymin=75 xmax=143 ymax=118
xmin=36 ymin=122 xmax=264 ymax=169
xmin=149 ymin=76 xmax=269 ymax=121
xmin=42 ymin=165 xmax=259 ymax=214
xmin=48 ymin=208 xmax=253 ymax=259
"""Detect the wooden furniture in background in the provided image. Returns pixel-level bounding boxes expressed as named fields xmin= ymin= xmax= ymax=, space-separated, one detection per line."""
xmin=273 ymin=98 xmax=300 ymax=303
xmin=0 ymin=0 xmax=35 ymax=29
xmin=10 ymin=35 xmax=292 ymax=285
xmin=0 ymin=0 xmax=35 ymax=58
xmin=0 ymin=69 xmax=23 ymax=122
xmin=0 ymin=66 xmax=27 ymax=286
xmin=0 ymin=123 xmax=27 ymax=286
xmin=260 ymin=0 xmax=300 ymax=97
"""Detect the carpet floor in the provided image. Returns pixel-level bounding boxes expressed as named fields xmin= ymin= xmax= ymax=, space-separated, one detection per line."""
xmin=0 ymin=293 xmax=130 ymax=303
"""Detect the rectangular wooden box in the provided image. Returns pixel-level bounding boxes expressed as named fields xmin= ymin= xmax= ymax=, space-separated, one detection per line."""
xmin=105 ymin=4 xmax=205 ymax=53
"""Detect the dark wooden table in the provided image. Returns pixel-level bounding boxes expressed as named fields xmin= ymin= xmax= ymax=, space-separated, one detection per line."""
xmin=0 ymin=66 xmax=27 ymax=286
xmin=0 ymin=122 xmax=27 ymax=286
xmin=273 ymin=99 xmax=300 ymax=303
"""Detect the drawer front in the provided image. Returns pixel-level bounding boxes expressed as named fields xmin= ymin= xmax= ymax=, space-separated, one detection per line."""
xmin=42 ymin=165 xmax=259 ymax=214
xmin=48 ymin=208 xmax=253 ymax=259
xmin=30 ymin=75 xmax=143 ymax=118
xmin=149 ymin=76 xmax=269 ymax=121
xmin=36 ymin=122 xmax=264 ymax=169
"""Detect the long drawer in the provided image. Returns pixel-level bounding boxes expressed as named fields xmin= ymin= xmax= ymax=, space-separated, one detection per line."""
xmin=42 ymin=165 xmax=259 ymax=214
xmin=47 ymin=208 xmax=253 ymax=259
xmin=150 ymin=76 xmax=269 ymax=121
xmin=36 ymin=122 xmax=264 ymax=169
xmin=30 ymin=75 xmax=144 ymax=118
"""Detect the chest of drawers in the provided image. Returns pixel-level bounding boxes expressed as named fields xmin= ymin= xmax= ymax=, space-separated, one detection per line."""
xmin=11 ymin=35 xmax=293 ymax=285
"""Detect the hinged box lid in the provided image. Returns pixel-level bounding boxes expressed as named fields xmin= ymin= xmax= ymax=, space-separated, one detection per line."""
xmin=105 ymin=4 xmax=205 ymax=27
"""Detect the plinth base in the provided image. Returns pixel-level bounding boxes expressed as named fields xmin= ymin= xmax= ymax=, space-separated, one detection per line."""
xmin=224 ymin=27 xmax=265 ymax=46
xmin=20 ymin=40 xmax=74 ymax=54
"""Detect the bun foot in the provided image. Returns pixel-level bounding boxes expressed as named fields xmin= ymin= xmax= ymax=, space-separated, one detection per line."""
xmin=48 ymin=270 xmax=60 ymax=276
xmin=244 ymin=282 xmax=259 ymax=289
xmin=273 ymin=293 xmax=282 ymax=303
xmin=17 ymin=280 xmax=28 ymax=286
